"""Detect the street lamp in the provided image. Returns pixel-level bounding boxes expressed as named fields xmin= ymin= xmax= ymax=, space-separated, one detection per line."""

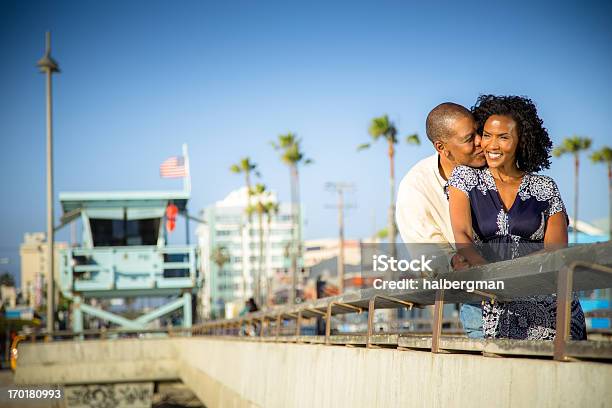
xmin=37 ymin=31 xmax=60 ymax=334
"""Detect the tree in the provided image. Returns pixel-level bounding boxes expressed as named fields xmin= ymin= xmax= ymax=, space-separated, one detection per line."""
xmin=271 ymin=133 xmax=312 ymax=304
xmin=358 ymin=114 xmax=420 ymax=254
xmin=590 ymin=146 xmax=612 ymax=239
xmin=0 ymin=272 xmax=15 ymax=287
xmin=553 ymin=136 xmax=592 ymax=243
xmin=246 ymin=183 xmax=272 ymax=305
xmin=210 ymin=245 xmax=230 ymax=316
xmin=230 ymin=157 xmax=260 ymax=221
xmin=263 ymin=201 xmax=279 ymax=305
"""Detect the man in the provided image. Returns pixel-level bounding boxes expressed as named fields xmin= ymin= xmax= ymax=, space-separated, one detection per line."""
xmin=395 ymin=102 xmax=486 ymax=338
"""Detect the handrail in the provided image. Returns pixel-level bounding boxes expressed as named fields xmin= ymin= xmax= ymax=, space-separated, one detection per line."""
xmin=16 ymin=242 xmax=612 ymax=365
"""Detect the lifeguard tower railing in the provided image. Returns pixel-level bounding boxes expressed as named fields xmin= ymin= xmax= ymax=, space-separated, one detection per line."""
xmin=58 ymin=190 xmax=200 ymax=332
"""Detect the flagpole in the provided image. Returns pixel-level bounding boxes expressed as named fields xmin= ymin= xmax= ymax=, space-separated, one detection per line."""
xmin=182 ymin=143 xmax=191 ymax=245
xmin=182 ymin=143 xmax=191 ymax=194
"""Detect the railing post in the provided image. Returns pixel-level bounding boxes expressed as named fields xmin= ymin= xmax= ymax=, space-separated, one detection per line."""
xmin=325 ymin=302 xmax=363 ymax=345
xmin=367 ymin=297 xmax=376 ymax=349
xmin=554 ymin=265 xmax=573 ymax=361
xmin=431 ymin=289 xmax=445 ymax=353
xmin=367 ymin=295 xmax=414 ymax=349
xmin=325 ymin=304 xmax=333 ymax=345
xmin=275 ymin=314 xmax=282 ymax=340
xmin=296 ymin=311 xmax=302 ymax=337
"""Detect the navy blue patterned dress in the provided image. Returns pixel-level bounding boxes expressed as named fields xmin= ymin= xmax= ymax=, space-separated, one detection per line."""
xmin=446 ymin=166 xmax=586 ymax=341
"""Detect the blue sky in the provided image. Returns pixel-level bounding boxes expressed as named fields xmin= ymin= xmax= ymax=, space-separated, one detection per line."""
xmin=1 ymin=0 xmax=611 ymax=282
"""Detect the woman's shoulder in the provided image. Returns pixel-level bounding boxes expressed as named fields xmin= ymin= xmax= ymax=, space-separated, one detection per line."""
xmin=446 ymin=165 xmax=488 ymax=195
xmin=450 ymin=165 xmax=488 ymax=181
xmin=521 ymin=172 xmax=562 ymax=201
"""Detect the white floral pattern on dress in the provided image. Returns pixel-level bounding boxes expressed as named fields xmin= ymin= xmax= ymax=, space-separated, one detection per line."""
xmin=496 ymin=209 xmax=509 ymax=236
xmin=445 ymin=165 xmax=479 ymax=196
xmin=530 ymin=212 xmax=546 ymax=241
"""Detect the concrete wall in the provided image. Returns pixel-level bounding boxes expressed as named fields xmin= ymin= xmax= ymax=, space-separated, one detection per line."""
xmin=175 ymin=337 xmax=612 ymax=408
xmin=16 ymin=336 xmax=612 ymax=408
xmin=15 ymin=337 xmax=179 ymax=384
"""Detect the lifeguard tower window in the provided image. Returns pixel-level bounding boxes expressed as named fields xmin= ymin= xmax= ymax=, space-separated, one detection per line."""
xmin=90 ymin=218 xmax=160 ymax=247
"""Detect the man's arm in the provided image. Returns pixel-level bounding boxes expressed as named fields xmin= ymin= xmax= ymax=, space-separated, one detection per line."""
xmin=396 ymin=188 xmax=445 ymax=244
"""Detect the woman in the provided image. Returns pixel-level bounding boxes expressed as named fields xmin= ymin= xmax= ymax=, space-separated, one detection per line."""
xmin=446 ymin=95 xmax=586 ymax=340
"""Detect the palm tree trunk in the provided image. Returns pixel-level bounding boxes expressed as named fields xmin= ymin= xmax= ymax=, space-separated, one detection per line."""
xmin=240 ymin=223 xmax=248 ymax=299
xmin=387 ymin=140 xmax=398 ymax=324
xmin=388 ymin=140 xmax=396 ymax=258
xmin=289 ymin=164 xmax=299 ymax=304
xmin=258 ymin=209 xmax=264 ymax=307
xmin=266 ymin=215 xmax=273 ymax=306
xmin=608 ymin=163 xmax=611 ymax=240
xmin=245 ymin=172 xmax=252 ymax=221
xmin=573 ymin=154 xmax=579 ymax=243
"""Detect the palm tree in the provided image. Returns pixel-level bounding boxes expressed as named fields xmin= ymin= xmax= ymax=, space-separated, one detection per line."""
xmin=553 ymin=136 xmax=592 ymax=243
xmin=263 ymin=201 xmax=279 ymax=305
xmin=271 ymin=133 xmax=312 ymax=304
xmin=230 ymin=157 xmax=260 ymax=221
xmin=246 ymin=183 xmax=271 ymax=306
xmin=210 ymin=245 xmax=230 ymax=318
xmin=590 ymin=146 xmax=612 ymax=239
xmin=0 ymin=272 xmax=15 ymax=287
xmin=358 ymin=114 xmax=420 ymax=255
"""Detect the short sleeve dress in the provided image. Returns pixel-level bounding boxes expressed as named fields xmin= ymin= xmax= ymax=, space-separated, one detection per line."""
xmin=446 ymin=165 xmax=586 ymax=341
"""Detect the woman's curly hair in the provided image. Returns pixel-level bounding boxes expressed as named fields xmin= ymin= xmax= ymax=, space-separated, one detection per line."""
xmin=471 ymin=95 xmax=552 ymax=173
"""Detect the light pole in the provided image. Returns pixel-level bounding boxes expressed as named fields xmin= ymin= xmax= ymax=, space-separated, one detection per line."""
xmin=37 ymin=31 xmax=59 ymax=334
xmin=325 ymin=182 xmax=355 ymax=295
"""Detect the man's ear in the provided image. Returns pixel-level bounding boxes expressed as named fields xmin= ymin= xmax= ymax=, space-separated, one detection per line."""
xmin=433 ymin=140 xmax=445 ymax=155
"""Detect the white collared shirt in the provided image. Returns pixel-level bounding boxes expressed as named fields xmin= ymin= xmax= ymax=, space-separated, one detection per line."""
xmin=396 ymin=153 xmax=455 ymax=246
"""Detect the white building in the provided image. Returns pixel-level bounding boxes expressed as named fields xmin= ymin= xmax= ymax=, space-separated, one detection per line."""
xmin=196 ymin=187 xmax=298 ymax=318
xmin=19 ymin=232 xmax=68 ymax=308
xmin=303 ymin=238 xmax=362 ymax=268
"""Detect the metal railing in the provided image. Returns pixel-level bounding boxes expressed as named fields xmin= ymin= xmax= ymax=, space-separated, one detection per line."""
xmin=14 ymin=242 xmax=612 ymax=366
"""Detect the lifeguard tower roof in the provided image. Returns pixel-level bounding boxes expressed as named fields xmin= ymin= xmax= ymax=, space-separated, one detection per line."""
xmin=59 ymin=190 xmax=190 ymax=223
xmin=60 ymin=190 xmax=190 ymax=212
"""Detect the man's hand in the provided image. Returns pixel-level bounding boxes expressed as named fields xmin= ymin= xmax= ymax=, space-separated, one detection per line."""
xmin=451 ymin=253 xmax=471 ymax=271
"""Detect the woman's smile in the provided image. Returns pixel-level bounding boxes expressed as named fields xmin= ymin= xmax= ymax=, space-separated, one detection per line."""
xmin=486 ymin=151 xmax=502 ymax=160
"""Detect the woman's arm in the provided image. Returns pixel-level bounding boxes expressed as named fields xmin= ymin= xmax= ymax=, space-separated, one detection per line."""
xmin=448 ymin=186 xmax=488 ymax=266
xmin=543 ymin=212 xmax=568 ymax=250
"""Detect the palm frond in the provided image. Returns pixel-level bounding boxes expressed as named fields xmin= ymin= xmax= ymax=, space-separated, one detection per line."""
xmin=273 ymin=132 xmax=311 ymax=166
xmin=406 ymin=133 xmax=420 ymax=146
xmin=554 ymin=135 xmax=592 ymax=157
xmin=368 ymin=114 xmax=399 ymax=144
xmin=591 ymin=146 xmax=612 ymax=164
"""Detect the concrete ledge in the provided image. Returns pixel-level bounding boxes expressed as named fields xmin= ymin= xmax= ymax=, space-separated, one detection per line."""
xmin=176 ymin=337 xmax=612 ymax=408
xmin=15 ymin=338 xmax=179 ymax=385
xmin=15 ymin=335 xmax=612 ymax=407
xmin=180 ymin=360 xmax=257 ymax=408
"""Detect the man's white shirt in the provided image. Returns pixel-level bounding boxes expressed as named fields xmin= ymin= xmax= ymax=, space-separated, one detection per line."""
xmin=396 ymin=153 xmax=455 ymax=246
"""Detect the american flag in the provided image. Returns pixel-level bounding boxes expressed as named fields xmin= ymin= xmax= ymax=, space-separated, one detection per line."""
xmin=160 ymin=156 xmax=188 ymax=178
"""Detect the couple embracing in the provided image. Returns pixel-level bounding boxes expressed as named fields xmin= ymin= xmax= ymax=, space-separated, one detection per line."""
xmin=396 ymin=95 xmax=586 ymax=341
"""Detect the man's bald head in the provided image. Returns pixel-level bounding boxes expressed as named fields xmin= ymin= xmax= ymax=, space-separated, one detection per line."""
xmin=426 ymin=102 xmax=473 ymax=143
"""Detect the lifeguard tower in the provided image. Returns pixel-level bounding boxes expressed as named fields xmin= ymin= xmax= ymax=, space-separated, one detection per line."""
xmin=58 ymin=189 xmax=200 ymax=332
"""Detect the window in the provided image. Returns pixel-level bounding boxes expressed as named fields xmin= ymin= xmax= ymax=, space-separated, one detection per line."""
xmin=90 ymin=218 xmax=160 ymax=247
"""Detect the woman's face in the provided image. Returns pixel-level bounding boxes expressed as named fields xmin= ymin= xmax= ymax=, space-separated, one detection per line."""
xmin=481 ymin=115 xmax=519 ymax=169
